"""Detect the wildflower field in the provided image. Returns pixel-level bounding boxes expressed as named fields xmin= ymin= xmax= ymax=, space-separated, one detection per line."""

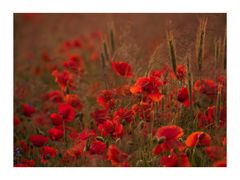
xmin=14 ymin=13 xmax=226 ymax=167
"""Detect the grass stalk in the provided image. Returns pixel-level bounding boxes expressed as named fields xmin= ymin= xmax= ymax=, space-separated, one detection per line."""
xmin=196 ymin=18 xmax=207 ymax=75
xmin=167 ymin=31 xmax=177 ymax=75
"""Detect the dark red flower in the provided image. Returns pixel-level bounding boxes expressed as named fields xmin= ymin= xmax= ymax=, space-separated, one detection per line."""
xmin=79 ymin=129 xmax=96 ymax=140
xmin=194 ymin=79 xmax=217 ymax=97
xmin=114 ymin=108 xmax=134 ymax=123
xmin=65 ymin=94 xmax=83 ymax=111
xmin=63 ymin=54 xmax=84 ymax=72
xmin=130 ymin=77 xmax=163 ymax=102
xmin=111 ymin=61 xmax=132 ymax=77
xmin=160 ymin=151 xmax=190 ymax=167
xmin=14 ymin=116 xmax=21 ymax=126
xmin=42 ymin=90 xmax=63 ymax=103
xmin=22 ymin=103 xmax=35 ymax=117
xmin=153 ymin=125 xmax=184 ymax=155
xmin=98 ymin=118 xmax=124 ymax=138
xmin=107 ymin=145 xmax=128 ymax=166
xmin=155 ymin=125 xmax=184 ymax=141
xmin=89 ymin=140 xmax=106 ymax=155
xmin=29 ymin=135 xmax=48 ymax=147
xmin=97 ymin=90 xmax=115 ymax=110
xmin=48 ymin=127 xmax=64 ymax=141
xmin=58 ymin=103 xmax=75 ymax=123
xmin=52 ymin=70 xmax=73 ymax=90
xmin=176 ymin=64 xmax=187 ymax=81
xmin=50 ymin=113 xmax=63 ymax=126
xmin=40 ymin=146 xmax=57 ymax=159
xmin=185 ymin=131 xmax=211 ymax=147
xmin=177 ymin=87 xmax=188 ymax=102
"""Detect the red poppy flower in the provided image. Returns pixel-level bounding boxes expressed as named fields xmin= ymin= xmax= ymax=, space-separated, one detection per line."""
xmin=14 ymin=116 xmax=21 ymax=126
xmin=185 ymin=131 xmax=211 ymax=147
xmin=97 ymin=90 xmax=115 ymax=110
xmin=107 ymin=145 xmax=128 ymax=166
xmin=50 ymin=113 xmax=63 ymax=126
xmin=91 ymin=109 xmax=109 ymax=124
xmin=160 ymin=151 xmax=190 ymax=167
xmin=98 ymin=118 xmax=124 ymax=138
xmin=63 ymin=54 xmax=84 ymax=72
xmin=177 ymin=86 xmax=188 ymax=102
xmin=42 ymin=90 xmax=63 ymax=103
xmin=194 ymin=79 xmax=217 ymax=97
xmin=29 ymin=135 xmax=48 ymax=147
xmin=40 ymin=146 xmax=57 ymax=159
xmin=130 ymin=77 xmax=163 ymax=102
xmin=114 ymin=108 xmax=134 ymax=123
xmin=52 ymin=70 xmax=73 ymax=90
xmin=48 ymin=127 xmax=64 ymax=141
xmin=58 ymin=103 xmax=75 ymax=123
xmin=65 ymin=94 xmax=83 ymax=111
xmin=22 ymin=103 xmax=35 ymax=117
xmin=65 ymin=141 xmax=86 ymax=160
xmin=153 ymin=125 xmax=184 ymax=155
xmin=176 ymin=64 xmax=187 ymax=81
xmin=89 ymin=140 xmax=106 ymax=155
xmin=111 ymin=61 xmax=132 ymax=77
xmin=79 ymin=129 xmax=96 ymax=140
xmin=155 ymin=125 xmax=184 ymax=141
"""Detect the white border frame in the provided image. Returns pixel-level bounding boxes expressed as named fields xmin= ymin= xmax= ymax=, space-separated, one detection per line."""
xmin=0 ymin=0 xmax=239 ymax=180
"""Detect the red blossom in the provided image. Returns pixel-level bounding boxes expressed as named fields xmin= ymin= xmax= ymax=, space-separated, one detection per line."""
xmin=97 ymin=90 xmax=115 ymax=110
xmin=14 ymin=116 xmax=21 ymax=126
xmin=29 ymin=135 xmax=48 ymax=147
xmin=48 ymin=127 xmax=64 ymax=141
xmin=107 ymin=145 xmax=128 ymax=167
xmin=176 ymin=64 xmax=187 ymax=81
xmin=22 ymin=103 xmax=36 ymax=117
xmin=111 ymin=61 xmax=133 ymax=77
xmin=89 ymin=140 xmax=106 ymax=155
xmin=114 ymin=108 xmax=134 ymax=123
xmin=153 ymin=125 xmax=184 ymax=155
xmin=130 ymin=77 xmax=163 ymax=102
xmin=194 ymin=79 xmax=217 ymax=97
xmin=58 ymin=103 xmax=75 ymax=123
xmin=160 ymin=151 xmax=190 ymax=167
xmin=50 ymin=113 xmax=63 ymax=126
xmin=185 ymin=131 xmax=211 ymax=147
xmin=52 ymin=70 xmax=73 ymax=90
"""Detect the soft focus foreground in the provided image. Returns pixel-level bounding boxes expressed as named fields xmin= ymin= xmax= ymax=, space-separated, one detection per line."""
xmin=14 ymin=13 xmax=226 ymax=167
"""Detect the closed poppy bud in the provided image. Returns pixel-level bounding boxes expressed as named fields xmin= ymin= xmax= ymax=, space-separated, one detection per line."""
xmin=177 ymin=87 xmax=189 ymax=103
